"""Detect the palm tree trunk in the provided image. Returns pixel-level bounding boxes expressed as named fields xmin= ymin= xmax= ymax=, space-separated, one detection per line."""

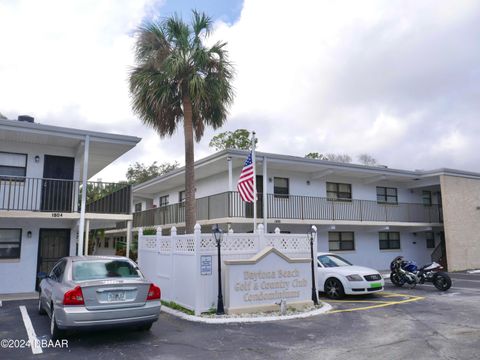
xmin=183 ymin=95 xmax=196 ymax=233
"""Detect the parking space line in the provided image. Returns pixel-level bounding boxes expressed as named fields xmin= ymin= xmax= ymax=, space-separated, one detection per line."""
xmin=324 ymin=300 xmax=393 ymax=304
xmin=19 ymin=306 xmax=43 ymax=355
xmin=327 ymin=296 xmax=424 ymax=314
xmin=323 ymin=292 xmax=424 ymax=314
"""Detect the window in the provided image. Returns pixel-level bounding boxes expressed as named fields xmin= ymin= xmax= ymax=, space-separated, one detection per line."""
xmin=0 ymin=152 xmax=27 ymax=180
xmin=72 ymin=259 xmax=141 ymax=281
xmin=274 ymin=177 xmax=289 ymax=198
xmin=426 ymin=232 xmax=435 ymax=248
xmin=134 ymin=203 xmax=142 ymax=212
xmin=179 ymin=191 xmax=185 ymax=203
xmin=0 ymin=229 xmax=22 ymax=259
xmin=422 ymin=191 xmax=432 ymax=206
xmin=379 ymin=232 xmax=400 ymax=250
xmin=376 ymin=187 xmax=398 ymax=204
xmin=327 ymin=182 xmax=352 ymax=201
xmin=317 ymin=254 xmax=353 ymax=267
xmin=159 ymin=195 xmax=169 ymax=207
xmin=50 ymin=260 xmax=66 ymax=282
xmin=104 ymin=238 xmax=109 ymax=248
xmin=328 ymin=232 xmax=355 ymax=251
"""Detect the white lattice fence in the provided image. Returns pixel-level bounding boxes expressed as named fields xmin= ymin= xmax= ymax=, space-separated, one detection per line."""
xmin=264 ymin=234 xmax=311 ymax=254
xmin=200 ymin=233 xmax=258 ymax=253
xmin=174 ymin=236 xmax=195 ymax=253
xmin=137 ymin=224 xmax=317 ymax=315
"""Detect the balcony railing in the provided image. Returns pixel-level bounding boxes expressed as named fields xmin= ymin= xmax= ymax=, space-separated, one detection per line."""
xmin=0 ymin=176 xmax=131 ymax=214
xmin=132 ymin=191 xmax=442 ymax=228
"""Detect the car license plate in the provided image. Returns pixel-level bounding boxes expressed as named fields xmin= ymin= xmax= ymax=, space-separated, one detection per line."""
xmin=107 ymin=291 xmax=126 ymax=302
xmin=370 ymin=282 xmax=382 ymax=288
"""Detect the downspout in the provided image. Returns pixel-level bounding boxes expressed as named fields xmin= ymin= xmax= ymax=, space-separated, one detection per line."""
xmin=78 ymin=135 xmax=90 ymax=256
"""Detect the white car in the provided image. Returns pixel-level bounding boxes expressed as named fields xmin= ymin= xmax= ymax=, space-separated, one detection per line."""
xmin=317 ymin=252 xmax=384 ymax=299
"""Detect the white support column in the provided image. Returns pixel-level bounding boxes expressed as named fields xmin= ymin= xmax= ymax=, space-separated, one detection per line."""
xmin=227 ymin=156 xmax=233 ymax=192
xmin=252 ymin=132 xmax=257 ymax=233
xmin=84 ymin=219 xmax=90 ymax=256
xmin=78 ymin=135 xmax=90 ymax=256
xmin=263 ymin=156 xmax=268 ymax=232
xmin=126 ymin=220 xmax=132 ymax=259
xmin=171 ymin=226 xmax=177 ymax=302
xmin=193 ymin=223 xmax=202 ymax=315
xmin=257 ymin=223 xmax=265 ymax=250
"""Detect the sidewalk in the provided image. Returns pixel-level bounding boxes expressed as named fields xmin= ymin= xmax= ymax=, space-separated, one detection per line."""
xmin=0 ymin=292 xmax=38 ymax=306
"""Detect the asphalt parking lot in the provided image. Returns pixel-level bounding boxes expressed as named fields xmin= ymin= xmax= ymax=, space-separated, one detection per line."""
xmin=1 ymin=272 xmax=479 ymax=360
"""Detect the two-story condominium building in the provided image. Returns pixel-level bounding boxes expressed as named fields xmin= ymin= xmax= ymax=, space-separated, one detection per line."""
xmin=122 ymin=149 xmax=480 ymax=272
xmin=0 ymin=116 xmax=141 ymax=294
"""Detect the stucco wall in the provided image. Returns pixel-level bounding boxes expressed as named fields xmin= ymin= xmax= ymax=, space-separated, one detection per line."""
xmin=145 ymin=166 xmax=433 ymax=206
xmin=0 ymin=140 xmax=80 ymax=180
xmin=0 ymin=219 xmax=77 ymax=294
xmin=440 ymin=175 xmax=480 ymax=271
xmin=230 ymin=223 xmax=435 ymax=271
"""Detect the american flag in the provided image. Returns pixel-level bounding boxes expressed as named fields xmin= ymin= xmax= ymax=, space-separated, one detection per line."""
xmin=237 ymin=151 xmax=255 ymax=202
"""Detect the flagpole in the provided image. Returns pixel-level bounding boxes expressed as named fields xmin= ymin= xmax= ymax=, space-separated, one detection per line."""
xmin=252 ymin=131 xmax=257 ymax=233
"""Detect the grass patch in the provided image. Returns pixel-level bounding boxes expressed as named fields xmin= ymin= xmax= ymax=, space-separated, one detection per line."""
xmin=161 ymin=300 xmax=194 ymax=315
xmin=201 ymin=307 xmax=217 ymax=315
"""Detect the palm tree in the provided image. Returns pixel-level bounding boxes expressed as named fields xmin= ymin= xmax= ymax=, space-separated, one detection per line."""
xmin=129 ymin=11 xmax=234 ymax=233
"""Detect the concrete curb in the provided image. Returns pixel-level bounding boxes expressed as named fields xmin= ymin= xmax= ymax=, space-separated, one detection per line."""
xmin=0 ymin=293 xmax=38 ymax=302
xmin=161 ymin=302 xmax=333 ymax=324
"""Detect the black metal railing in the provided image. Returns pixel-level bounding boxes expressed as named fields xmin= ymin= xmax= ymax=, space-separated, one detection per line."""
xmin=0 ymin=176 xmax=131 ymax=214
xmin=132 ymin=191 xmax=442 ymax=228
xmin=85 ymin=181 xmax=131 ymax=214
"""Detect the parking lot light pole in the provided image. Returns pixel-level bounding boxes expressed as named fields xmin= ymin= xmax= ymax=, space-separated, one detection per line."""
xmin=213 ymin=224 xmax=225 ymax=315
xmin=309 ymin=225 xmax=319 ymax=305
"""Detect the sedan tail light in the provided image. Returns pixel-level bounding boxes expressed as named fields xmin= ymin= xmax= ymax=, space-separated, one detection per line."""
xmin=147 ymin=284 xmax=161 ymax=301
xmin=63 ymin=286 xmax=85 ymax=305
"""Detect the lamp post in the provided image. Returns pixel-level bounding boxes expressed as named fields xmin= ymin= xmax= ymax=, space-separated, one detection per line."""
xmin=213 ymin=224 xmax=225 ymax=315
xmin=309 ymin=225 xmax=319 ymax=305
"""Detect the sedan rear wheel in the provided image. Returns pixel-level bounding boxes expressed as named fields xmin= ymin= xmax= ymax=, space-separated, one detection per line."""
xmin=50 ymin=306 xmax=66 ymax=340
xmin=325 ymin=278 xmax=345 ymax=299
xmin=38 ymin=293 xmax=46 ymax=315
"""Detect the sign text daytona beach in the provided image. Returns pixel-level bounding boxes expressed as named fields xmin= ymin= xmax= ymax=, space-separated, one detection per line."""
xmin=235 ymin=269 xmax=308 ymax=302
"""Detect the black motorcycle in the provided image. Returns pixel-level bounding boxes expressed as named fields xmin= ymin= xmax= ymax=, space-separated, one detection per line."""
xmin=390 ymin=256 xmax=452 ymax=291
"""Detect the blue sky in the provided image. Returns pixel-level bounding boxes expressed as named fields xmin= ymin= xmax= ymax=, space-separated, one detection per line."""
xmin=153 ymin=0 xmax=243 ymax=24
xmin=1 ymin=0 xmax=479 ymax=181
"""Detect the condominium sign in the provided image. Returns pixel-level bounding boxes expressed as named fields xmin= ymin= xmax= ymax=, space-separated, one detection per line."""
xmin=224 ymin=247 xmax=313 ymax=314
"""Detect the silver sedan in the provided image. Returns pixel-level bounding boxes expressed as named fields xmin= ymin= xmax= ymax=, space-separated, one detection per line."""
xmin=38 ymin=256 xmax=161 ymax=339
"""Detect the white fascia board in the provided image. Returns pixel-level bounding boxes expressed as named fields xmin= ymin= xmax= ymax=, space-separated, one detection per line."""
xmin=418 ymin=168 xmax=480 ymax=180
xmin=0 ymin=118 xmax=141 ymax=146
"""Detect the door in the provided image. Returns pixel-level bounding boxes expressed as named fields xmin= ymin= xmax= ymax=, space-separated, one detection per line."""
xmin=246 ymin=175 xmax=263 ymax=218
xmin=41 ymin=155 xmax=75 ymax=212
xmin=36 ymin=229 xmax=70 ymax=289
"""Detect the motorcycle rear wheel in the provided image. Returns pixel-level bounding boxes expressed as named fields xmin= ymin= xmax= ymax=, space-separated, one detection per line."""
xmin=433 ymin=272 xmax=452 ymax=291
xmin=390 ymin=272 xmax=405 ymax=287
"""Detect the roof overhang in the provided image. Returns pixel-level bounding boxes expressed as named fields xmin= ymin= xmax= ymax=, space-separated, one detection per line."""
xmin=0 ymin=118 xmax=141 ymax=178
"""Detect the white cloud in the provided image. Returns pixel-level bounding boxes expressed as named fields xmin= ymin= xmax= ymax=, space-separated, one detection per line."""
xmin=1 ymin=0 xmax=480 ymax=182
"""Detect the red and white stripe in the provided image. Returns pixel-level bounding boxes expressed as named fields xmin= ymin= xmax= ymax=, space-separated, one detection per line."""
xmin=237 ymin=154 xmax=255 ymax=202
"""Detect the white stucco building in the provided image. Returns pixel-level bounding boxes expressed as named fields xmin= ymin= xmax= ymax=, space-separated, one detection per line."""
xmin=114 ymin=149 xmax=480 ymax=272
xmin=0 ymin=116 xmax=140 ymax=294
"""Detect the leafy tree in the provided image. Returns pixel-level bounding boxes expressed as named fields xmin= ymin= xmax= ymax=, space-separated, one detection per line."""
xmin=305 ymin=152 xmax=352 ymax=163
xmin=305 ymin=152 xmax=328 ymax=160
xmin=358 ymin=154 xmax=378 ymax=166
xmin=126 ymin=161 xmax=179 ymax=185
xmin=326 ymin=153 xmax=352 ymax=163
xmin=129 ymin=11 xmax=234 ymax=233
xmin=209 ymin=129 xmax=254 ymax=151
